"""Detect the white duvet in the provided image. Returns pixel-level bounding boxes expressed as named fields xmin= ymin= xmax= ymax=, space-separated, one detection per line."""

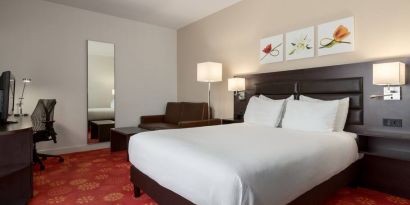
xmin=128 ymin=123 xmax=359 ymax=205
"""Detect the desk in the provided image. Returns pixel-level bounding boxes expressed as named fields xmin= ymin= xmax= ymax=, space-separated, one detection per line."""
xmin=0 ymin=117 xmax=33 ymax=205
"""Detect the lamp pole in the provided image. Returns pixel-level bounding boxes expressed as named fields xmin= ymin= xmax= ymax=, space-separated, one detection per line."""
xmin=17 ymin=78 xmax=31 ymax=116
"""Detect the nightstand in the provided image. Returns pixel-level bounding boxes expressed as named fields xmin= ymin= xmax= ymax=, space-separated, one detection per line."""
xmin=357 ymin=131 xmax=410 ymax=199
xmin=222 ymin=118 xmax=243 ymax=124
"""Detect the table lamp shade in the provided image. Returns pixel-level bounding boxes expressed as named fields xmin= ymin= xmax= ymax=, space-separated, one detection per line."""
xmin=197 ymin=62 xmax=222 ymax=82
xmin=373 ymin=62 xmax=406 ymax=85
xmin=228 ymin=78 xmax=245 ymax=91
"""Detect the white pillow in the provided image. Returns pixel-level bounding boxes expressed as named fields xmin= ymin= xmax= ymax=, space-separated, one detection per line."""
xmin=299 ymin=95 xmax=349 ymax=131
xmin=281 ymin=100 xmax=339 ymax=132
xmin=259 ymin=94 xmax=294 ymax=127
xmin=259 ymin=94 xmax=294 ymax=101
xmin=244 ymin=96 xmax=285 ymax=127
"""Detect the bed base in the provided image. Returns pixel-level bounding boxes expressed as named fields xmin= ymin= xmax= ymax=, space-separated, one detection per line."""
xmin=130 ymin=160 xmax=360 ymax=205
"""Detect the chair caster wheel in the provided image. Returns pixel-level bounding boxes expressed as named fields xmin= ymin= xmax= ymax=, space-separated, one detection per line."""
xmin=59 ymin=158 xmax=64 ymax=163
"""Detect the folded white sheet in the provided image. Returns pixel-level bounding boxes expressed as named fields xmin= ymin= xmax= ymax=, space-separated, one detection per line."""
xmin=129 ymin=123 xmax=359 ymax=205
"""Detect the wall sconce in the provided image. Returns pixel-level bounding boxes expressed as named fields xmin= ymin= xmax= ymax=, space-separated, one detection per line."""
xmin=371 ymin=62 xmax=406 ymax=100
xmin=228 ymin=77 xmax=245 ymax=100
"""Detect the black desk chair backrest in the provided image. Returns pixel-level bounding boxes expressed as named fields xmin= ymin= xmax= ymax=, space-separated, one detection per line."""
xmin=31 ymin=99 xmax=63 ymax=170
xmin=31 ymin=99 xmax=56 ymax=132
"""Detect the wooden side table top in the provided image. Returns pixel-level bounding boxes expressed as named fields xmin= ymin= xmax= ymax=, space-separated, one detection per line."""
xmin=111 ymin=127 xmax=146 ymax=135
xmin=90 ymin=120 xmax=115 ymax=125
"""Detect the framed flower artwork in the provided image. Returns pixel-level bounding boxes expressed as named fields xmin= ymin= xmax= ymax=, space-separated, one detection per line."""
xmin=285 ymin=26 xmax=314 ymax=60
xmin=318 ymin=16 xmax=355 ymax=56
xmin=260 ymin=34 xmax=283 ymax=64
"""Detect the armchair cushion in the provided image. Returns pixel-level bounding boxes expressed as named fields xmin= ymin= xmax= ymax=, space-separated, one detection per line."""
xmin=164 ymin=102 xmax=181 ymax=124
xmin=178 ymin=119 xmax=221 ymax=128
xmin=140 ymin=115 xmax=164 ymax=124
xmin=180 ymin=102 xmax=208 ymax=121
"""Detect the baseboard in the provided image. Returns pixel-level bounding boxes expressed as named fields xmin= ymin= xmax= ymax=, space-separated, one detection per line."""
xmin=38 ymin=142 xmax=110 ymax=155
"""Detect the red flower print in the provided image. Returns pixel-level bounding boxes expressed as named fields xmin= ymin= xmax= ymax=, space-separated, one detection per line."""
xmin=262 ymin=44 xmax=272 ymax=54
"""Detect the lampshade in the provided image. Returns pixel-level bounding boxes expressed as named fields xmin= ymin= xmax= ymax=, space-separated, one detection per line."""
xmin=197 ymin=62 xmax=222 ymax=82
xmin=373 ymin=62 xmax=406 ymax=85
xmin=228 ymin=78 xmax=245 ymax=91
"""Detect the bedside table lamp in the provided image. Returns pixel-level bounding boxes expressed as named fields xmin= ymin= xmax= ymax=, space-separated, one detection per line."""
xmin=371 ymin=62 xmax=406 ymax=100
xmin=197 ymin=62 xmax=222 ymax=119
xmin=228 ymin=77 xmax=245 ymax=100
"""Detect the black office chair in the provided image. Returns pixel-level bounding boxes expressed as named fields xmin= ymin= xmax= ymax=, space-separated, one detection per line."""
xmin=32 ymin=99 xmax=63 ymax=170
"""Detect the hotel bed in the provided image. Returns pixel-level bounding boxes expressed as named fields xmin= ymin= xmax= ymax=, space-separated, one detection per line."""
xmin=129 ymin=123 xmax=359 ymax=205
xmin=129 ymin=75 xmax=365 ymax=205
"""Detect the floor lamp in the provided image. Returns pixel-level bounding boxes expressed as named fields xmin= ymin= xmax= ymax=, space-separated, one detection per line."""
xmin=197 ymin=62 xmax=222 ymax=120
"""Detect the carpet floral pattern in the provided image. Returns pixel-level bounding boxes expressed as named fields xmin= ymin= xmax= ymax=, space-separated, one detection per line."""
xmin=30 ymin=149 xmax=409 ymax=205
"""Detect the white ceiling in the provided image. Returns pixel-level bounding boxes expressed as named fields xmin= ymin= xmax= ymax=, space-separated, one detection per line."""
xmin=44 ymin=0 xmax=243 ymax=29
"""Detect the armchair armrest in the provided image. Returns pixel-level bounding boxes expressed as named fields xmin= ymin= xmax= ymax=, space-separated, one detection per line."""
xmin=140 ymin=115 xmax=165 ymax=124
xmin=178 ymin=119 xmax=221 ymax=128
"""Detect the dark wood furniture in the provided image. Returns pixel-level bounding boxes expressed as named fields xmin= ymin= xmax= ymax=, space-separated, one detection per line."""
xmin=222 ymin=118 xmax=243 ymax=124
xmin=139 ymin=102 xmax=221 ymax=130
xmin=0 ymin=117 xmax=33 ymax=205
xmin=358 ymin=132 xmax=410 ymax=199
xmin=130 ymin=57 xmax=410 ymax=204
xmin=111 ymin=127 xmax=147 ymax=152
xmin=90 ymin=120 xmax=115 ymax=142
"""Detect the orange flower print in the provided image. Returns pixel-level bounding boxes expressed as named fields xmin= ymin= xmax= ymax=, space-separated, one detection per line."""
xmin=76 ymin=196 xmax=95 ymax=204
xmin=122 ymin=184 xmax=133 ymax=192
xmin=94 ymin=174 xmax=109 ymax=180
xmin=77 ymin=182 xmax=100 ymax=191
xmin=49 ymin=180 xmax=66 ymax=187
xmin=333 ymin=25 xmax=350 ymax=41
xmin=386 ymin=196 xmax=409 ymax=204
xmin=47 ymin=186 xmax=72 ymax=196
xmin=320 ymin=24 xmax=352 ymax=49
xmin=103 ymin=192 xmax=124 ymax=202
xmin=47 ymin=196 xmax=66 ymax=204
xmin=69 ymin=178 xmax=87 ymax=186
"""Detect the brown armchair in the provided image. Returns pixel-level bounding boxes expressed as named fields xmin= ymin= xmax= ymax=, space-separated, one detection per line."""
xmin=139 ymin=102 xmax=221 ymax=130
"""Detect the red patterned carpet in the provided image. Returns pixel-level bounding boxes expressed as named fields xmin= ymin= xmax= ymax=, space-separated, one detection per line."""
xmin=30 ymin=149 xmax=409 ymax=205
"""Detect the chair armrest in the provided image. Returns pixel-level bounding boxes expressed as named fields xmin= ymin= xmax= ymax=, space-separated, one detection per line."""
xmin=178 ymin=119 xmax=221 ymax=128
xmin=140 ymin=115 xmax=165 ymax=124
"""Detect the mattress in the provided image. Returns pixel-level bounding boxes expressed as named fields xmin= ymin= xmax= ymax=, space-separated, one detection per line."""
xmin=128 ymin=123 xmax=359 ymax=205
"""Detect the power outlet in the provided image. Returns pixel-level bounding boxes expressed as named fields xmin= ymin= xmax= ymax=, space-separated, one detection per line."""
xmin=383 ymin=119 xmax=402 ymax=128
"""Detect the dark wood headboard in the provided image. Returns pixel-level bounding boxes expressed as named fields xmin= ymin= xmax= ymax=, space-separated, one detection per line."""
xmin=234 ymin=57 xmax=410 ymax=134
xmin=234 ymin=77 xmax=363 ymax=127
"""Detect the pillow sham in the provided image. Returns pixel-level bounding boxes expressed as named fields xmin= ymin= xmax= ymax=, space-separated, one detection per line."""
xmin=258 ymin=94 xmax=294 ymax=127
xmin=259 ymin=94 xmax=294 ymax=101
xmin=244 ymin=96 xmax=285 ymax=127
xmin=299 ymin=95 xmax=349 ymax=131
xmin=281 ymin=100 xmax=339 ymax=132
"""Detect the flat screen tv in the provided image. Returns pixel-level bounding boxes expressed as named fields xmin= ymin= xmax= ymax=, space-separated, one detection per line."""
xmin=0 ymin=71 xmax=16 ymax=124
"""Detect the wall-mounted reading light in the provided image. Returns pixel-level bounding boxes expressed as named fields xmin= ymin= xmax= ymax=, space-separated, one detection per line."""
xmin=371 ymin=62 xmax=406 ymax=100
xmin=228 ymin=77 xmax=245 ymax=100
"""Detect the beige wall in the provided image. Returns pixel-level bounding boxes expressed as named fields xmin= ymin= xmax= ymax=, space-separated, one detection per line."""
xmin=0 ymin=0 xmax=177 ymax=153
xmin=177 ymin=0 xmax=410 ymax=118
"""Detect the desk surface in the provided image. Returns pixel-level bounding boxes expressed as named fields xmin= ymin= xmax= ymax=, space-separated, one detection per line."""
xmin=0 ymin=116 xmax=32 ymax=133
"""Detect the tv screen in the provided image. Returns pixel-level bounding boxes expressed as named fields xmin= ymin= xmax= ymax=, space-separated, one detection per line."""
xmin=0 ymin=71 xmax=15 ymax=123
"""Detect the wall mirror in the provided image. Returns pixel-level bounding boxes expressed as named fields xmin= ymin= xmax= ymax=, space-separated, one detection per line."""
xmin=87 ymin=40 xmax=115 ymax=144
